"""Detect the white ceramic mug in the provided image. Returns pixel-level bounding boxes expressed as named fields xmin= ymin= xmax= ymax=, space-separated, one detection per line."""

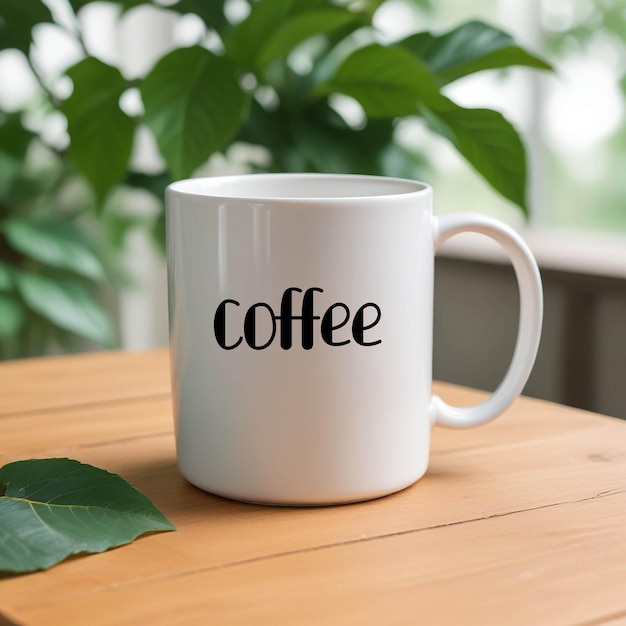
xmin=166 ymin=173 xmax=542 ymax=505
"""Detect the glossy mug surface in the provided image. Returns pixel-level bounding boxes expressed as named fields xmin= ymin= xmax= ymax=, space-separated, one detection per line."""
xmin=166 ymin=174 xmax=543 ymax=505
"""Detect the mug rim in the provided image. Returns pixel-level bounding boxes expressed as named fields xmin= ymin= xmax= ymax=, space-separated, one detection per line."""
xmin=167 ymin=173 xmax=431 ymax=203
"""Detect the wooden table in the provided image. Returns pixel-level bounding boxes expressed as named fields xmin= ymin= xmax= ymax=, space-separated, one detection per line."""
xmin=1 ymin=349 xmax=625 ymax=625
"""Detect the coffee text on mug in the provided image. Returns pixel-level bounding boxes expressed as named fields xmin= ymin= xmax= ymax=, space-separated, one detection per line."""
xmin=214 ymin=287 xmax=382 ymax=350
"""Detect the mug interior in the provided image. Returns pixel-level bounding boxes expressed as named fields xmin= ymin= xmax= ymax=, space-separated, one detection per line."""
xmin=167 ymin=173 xmax=428 ymax=200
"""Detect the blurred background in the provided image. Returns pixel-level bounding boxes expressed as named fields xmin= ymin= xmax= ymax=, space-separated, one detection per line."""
xmin=1 ymin=0 xmax=625 ymax=416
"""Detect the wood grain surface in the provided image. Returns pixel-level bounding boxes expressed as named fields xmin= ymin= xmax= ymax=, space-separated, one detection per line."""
xmin=1 ymin=349 xmax=625 ymax=626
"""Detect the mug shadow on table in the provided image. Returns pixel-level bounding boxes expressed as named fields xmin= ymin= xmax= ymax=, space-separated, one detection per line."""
xmin=116 ymin=455 xmax=281 ymax=520
xmin=116 ymin=451 xmax=471 ymax=522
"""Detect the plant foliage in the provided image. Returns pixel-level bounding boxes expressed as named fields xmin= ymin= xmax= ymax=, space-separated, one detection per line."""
xmin=0 ymin=0 xmax=551 ymax=357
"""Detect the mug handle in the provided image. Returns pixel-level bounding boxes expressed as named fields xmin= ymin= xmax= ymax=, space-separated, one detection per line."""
xmin=430 ymin=213 xmax=543 ymax=428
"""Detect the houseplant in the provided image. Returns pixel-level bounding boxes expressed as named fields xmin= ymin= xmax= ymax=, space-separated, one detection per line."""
xmin=0 ymin=0 xmax=551 ymax=358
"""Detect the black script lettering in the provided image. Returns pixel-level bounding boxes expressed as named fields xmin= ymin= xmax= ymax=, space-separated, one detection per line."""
xmin=301 ymin=287 xmax=323 ymax=350
xmin=214 ymin=299 xmax=243 ymax=350
xmin=214 ymin=289 xmax=382 ymax=350
xmin=277 ymin=287 xmax=324 ymax=349
xmin=244 ymin=303 xmax=277 ymax=350
xmin=321 ymin=303 xmax=351 ymax=346
xmin=352 ymin=303 xmax=382 ymax=346
xmin=279 ymin=287 xmax=302 ymax=349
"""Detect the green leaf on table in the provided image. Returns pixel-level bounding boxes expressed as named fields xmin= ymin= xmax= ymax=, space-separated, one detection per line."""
xmin=400 ymin=20 xmax=552 ymax=85
xmin=257 ymin=8 xmax=361 ymax=69
xmin=0 ymin=294 xmax=24 ymax=338
xmin=4 ymin=217 xmax=106 ymax=281
xmin=422 ymin=102 xmax=528 ymax=213
xmin=14 ymin=272 xmax=115 ymax=346
xmin=318 ymin=43 xmax=448 ymax=117
xmin=63 ymin=57 xmax=135 ymax=204
xmin=141 ymin=46 xmax=248 ymax=179
xmin=0 ymin=0 xmax=53 ymax=54
xmin=0 ymin=458 xmax=175 ymax=574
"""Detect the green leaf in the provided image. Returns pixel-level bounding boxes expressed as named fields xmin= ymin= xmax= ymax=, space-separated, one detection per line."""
xmin=152 ymin=211 xmax=166 ymax=253
xmin=293 ymin=114 xmax=427 ymax=179
xmin=226 ymin=0 xmax=298 ymax=69
xmin=400 ymin=20 xmax=552 ymax=85
xmin=66 ymin=0 xmax=94 ymax=11
xmin=4 ymin=217 xmax=106 ymax=281
xmin=0 ymin=166 xmax=50 ymax=208
xmin=224 ymin=0 xmax=331 ymax=68
xmin=0 ymin=113 xmax=33 ymax=159
xmin=0 ymin=261 xmax=12 ymax=291
xmin=68 ymin=0 xmax=148 ymax=12
xmin=0 ymin=458 xmax=175 ymax=574
xmin=14 ymin=272 xmax=115 ymax=346
xmin=379 ymin=142 xmax=430 ymax=180
xmin=235 ymin=99 xmax=305 ymax=172
xmin=0 ymin=294 xmax=24 ymax=338
xmin=0 ymin=0 xmax=53 ymax=53
xmin=422 ymin=102 xmax=527 ymax=213
xmin=141 ymin=46 xmax=248 ymax=179
xmin=407 ymin=0 xmax=434 ymax=10
xmin=236 ymin=99 xmax=292 ymax=154
xmin=103 ymin=214 xmax=139 ymax=249
xmin=102 ymin=211 xmax=153 ymax=250
xmin=355 ymin=0 xmax=387 ymax=16
xmin=63 ymin=57 xmax=135 ymax=204
xmin=0 ymin=151 xmax=21 ymax=198
xmin=169 ymin=0 xmax=227 ymax=31
xmin=293 ymin=122 xmax=369 ymax=173
xmin=124 ymin=171 xmax=170 ymax=202
xmin=318 ymin=43 xmax=448 ymax=117
xmin=292 ymin=104 xmax=396 ymax=174
xmin=257 ymin=9 xmax=361 ymax=69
